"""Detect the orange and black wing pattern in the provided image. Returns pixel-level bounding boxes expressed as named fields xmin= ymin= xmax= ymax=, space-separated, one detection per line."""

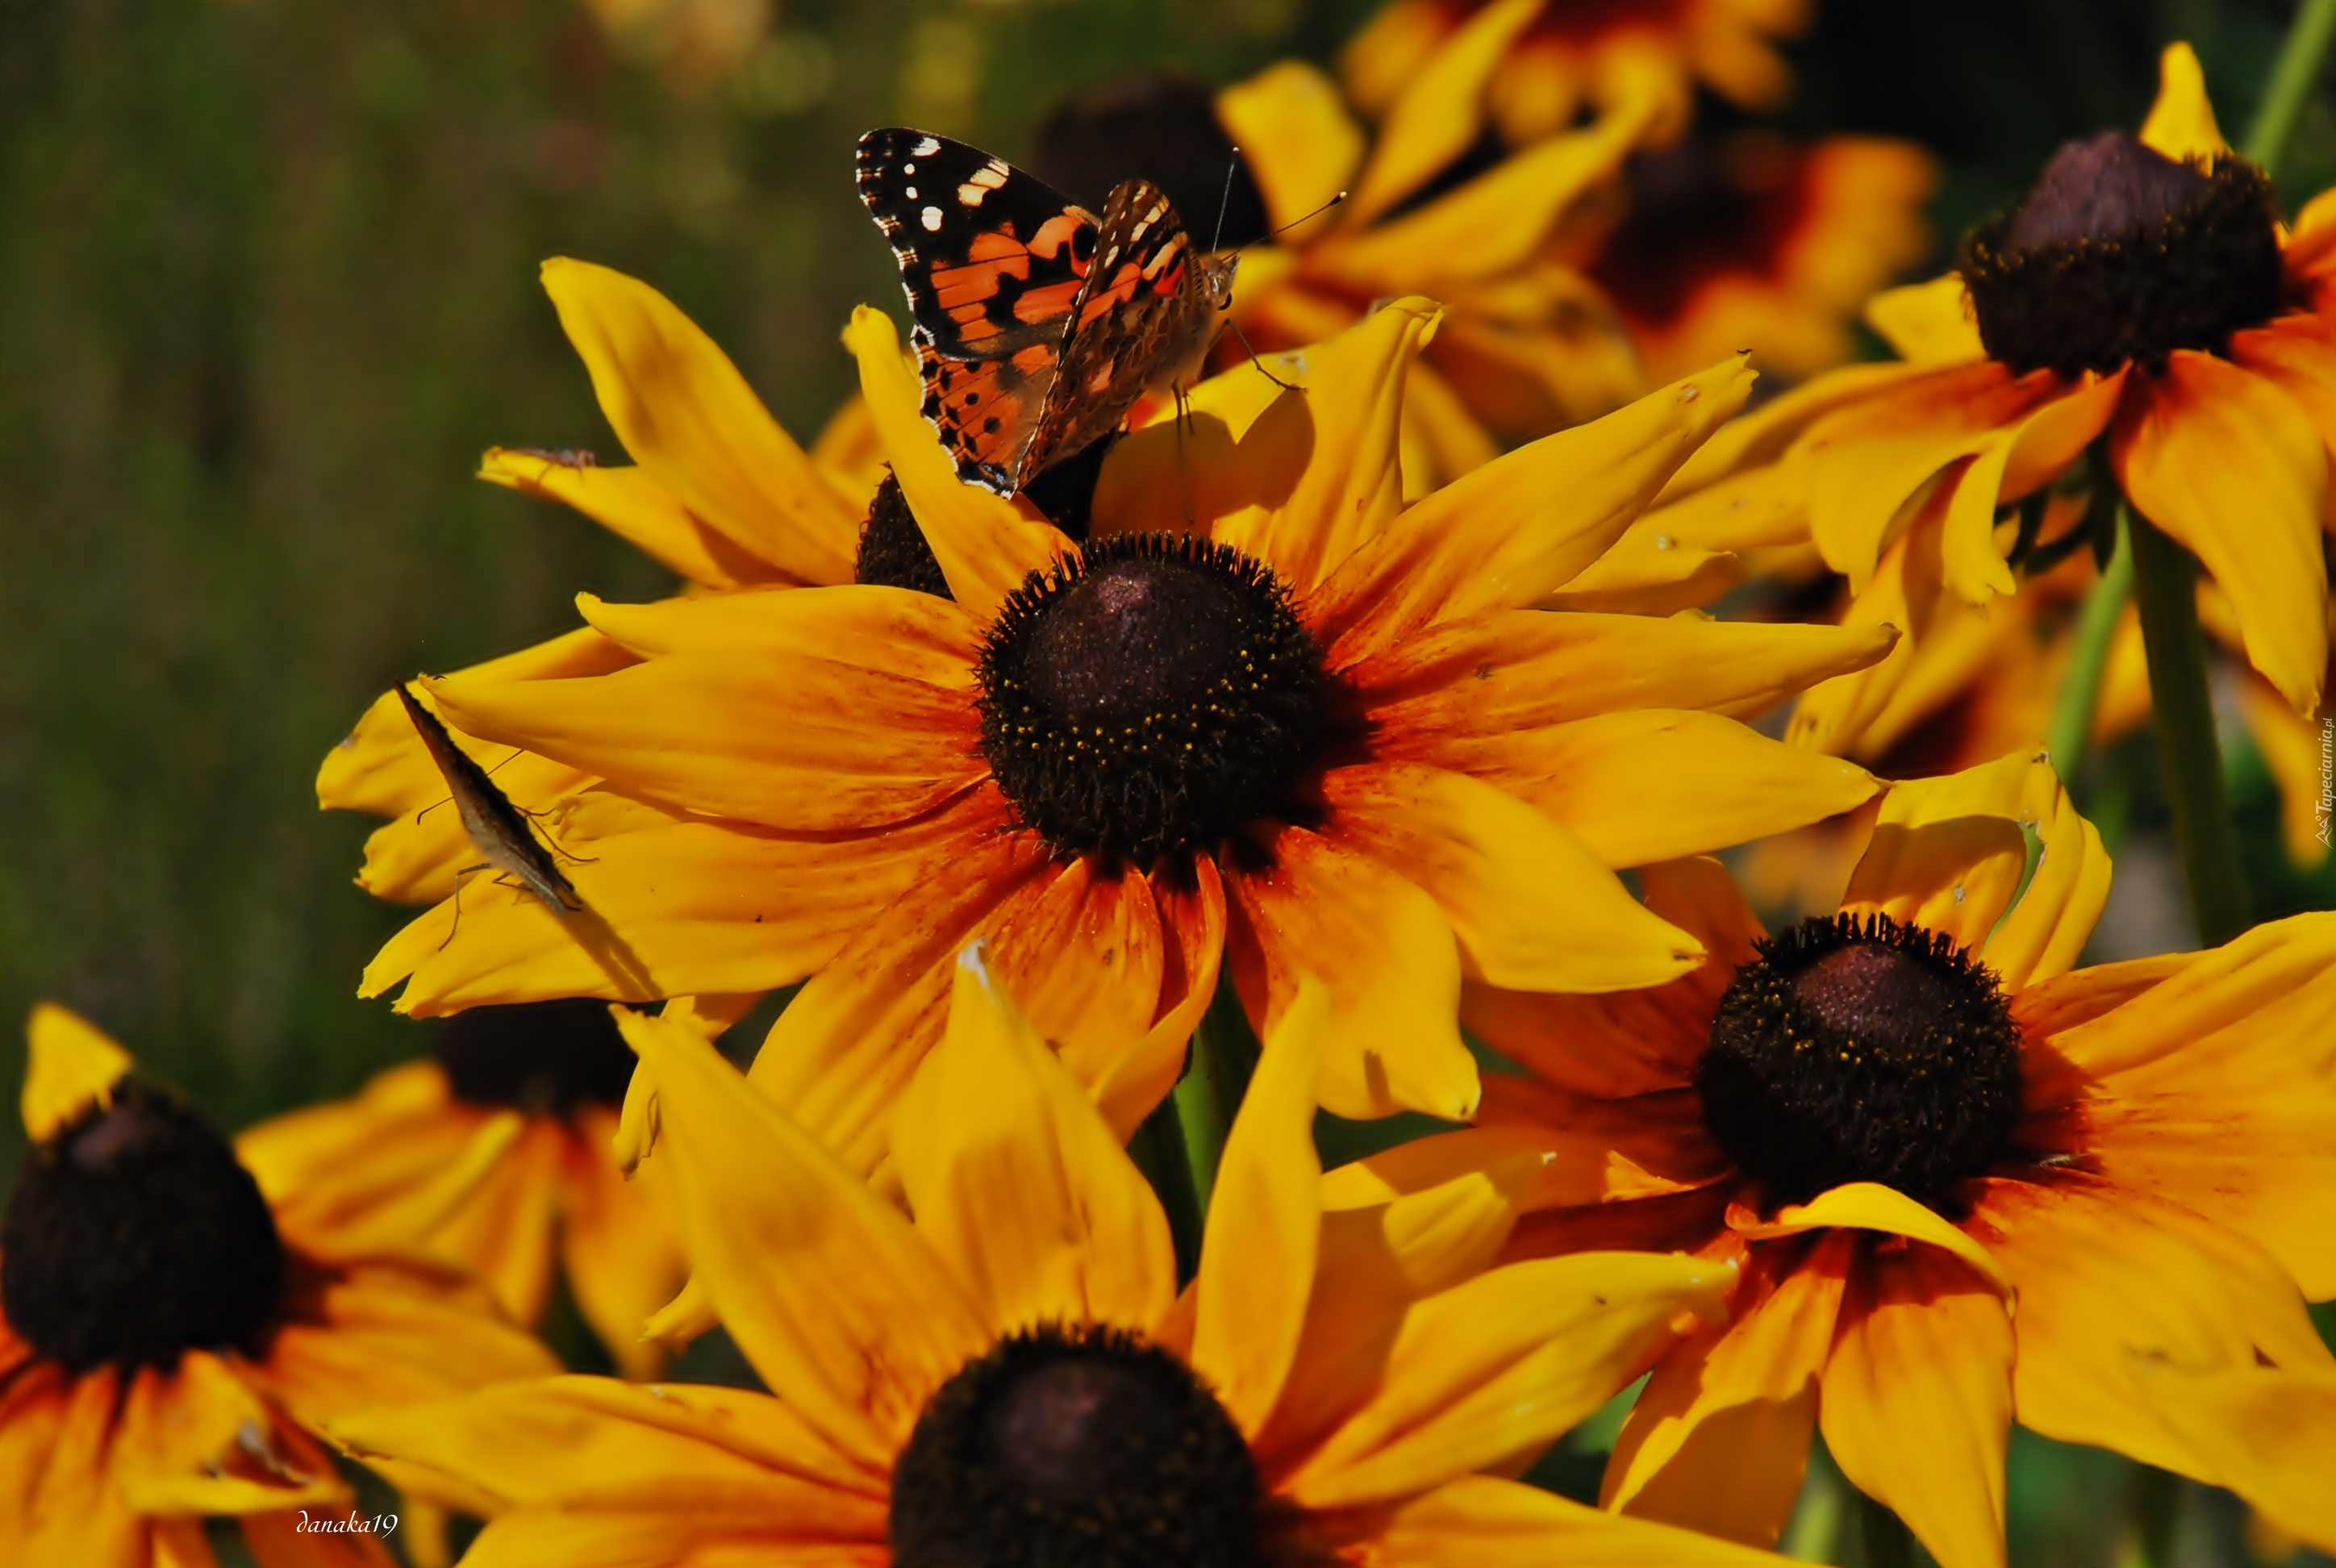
xmin=1025 ymin=178 xmax=1209 ymax=479
xmin=856 ymin=127 xmax=1099 ymax=494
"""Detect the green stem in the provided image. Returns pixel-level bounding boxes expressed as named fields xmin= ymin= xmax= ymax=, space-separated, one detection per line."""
xmin=1171 ymin=975 xmax=1262 ymax=1220
xmin=1858 ymin=1494 xmax=1918 ymax=1568
xmin=2127 ymin=511 xmax=2250 ymax=945
xmin=2124 ymin=1466 xmax=2184 ymax=1568
xmin=2045 ymin=511 xmax=2134 ymax=789
xmin=2243 ymin=0 xmax=2336 ymax=174
xmin=1125 ymin=1096 xmax=1203 ymax=1282
xmin=1779 ymin=1457 xmax=1848 ymax=1562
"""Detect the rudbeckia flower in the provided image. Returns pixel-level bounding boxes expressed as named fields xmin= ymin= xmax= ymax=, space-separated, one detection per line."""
xmin=234 ymin=1000 xmax=688 ymax=1380
xmin=0 ymin=1005 xmax=557 ymax=1566
xmin=1582 ymin=130 xmax=1937 ymax=385
xmin=1335 ymin=751 xmax=2336 ymax=1568
xmin=1341 ymin=0 xmax=1811 ymax=148
xmin=1636 ymin=43 xmax=2336 ymax=717
xmin=362 ymin=297 xmax=1892 ymax=1170
xmin=334 ymin=956 xmax=1788 ymax=1568
xmin=1217 ymin=51 xmax=1652 ymax=489
xmin=320 ymin=255 xmax=872 ymax=908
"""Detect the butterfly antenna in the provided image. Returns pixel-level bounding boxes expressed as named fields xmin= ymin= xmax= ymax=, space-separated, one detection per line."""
xmin=1267 ymin=190 xmax=1348 ymax=240
xmin=1211 ymin=152 xmax=1240 ymax=253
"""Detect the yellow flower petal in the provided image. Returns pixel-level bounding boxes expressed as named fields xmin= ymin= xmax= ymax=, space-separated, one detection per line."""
xmin=842 ymin=305 xmax=1070 ymax=621
xmin=1607 ymin=1237 xmax=1850 ymax=1545
xmin=891 ymin=947 xmax=1177 ymax=1341
xmin=1366 ymin=1474 xmax=1788 ymax=1566
xmin=1260 ymin=1158 xmax=1545 ymax=1466
xmin=330 ymin=1376 xmax=881 ymax=1528
xmin=1353 ymin=608 xmax=1898 ymax=736
xmin=1224 ymin=298 xmax=1443 ymax=594
xmin=1318 ymin=357 xmax=1757 ymax=642
xmin=1228 ymin=828 xmax=1473 ymax=1121
xmin=1216 ymin=61 xmax=1364 ymax=240
xmin=428 ymin=588 xmax=985 ymax=834
xmin=478 ymin=450 xmax=782 ymax=590
xmin=1315 ymin=104 xmax=1650 ymax=294
xmin=1323 ymin=762 xmax=1706 ymax=992
xmin=1733 ymin=1181 xmax=2013 ymax=1299
xmin=22 ymin=1003 xmax=133 ymax=1142
xmin=1286 ymin=1251 xmax=1735 ymax=1509
xmin=365 ymin=786 xmax=985 ymax=1016
xmin=1842 ymin=749 xmax=2108 ymax=990
xmin=615 ymin=1007 xmax=989 ymax=1466
xmin=1863 ymin=275 xmax=1985 ymax=366
xmin=2112 ymin=352 xmax=2330 ymax=714
xmin=1937 ymin=371 xmax=2124 ymax=604
xmin=1342 ymin=0 xmax=1544 ymax=226
xmin=540 ymin=257 xmax=857 ymax=586
xmin=2138 ymin=42 xmax=2230 ymax=163
xmin=1972 ymin=1175 xmax=2330 ymax=1482
xmin=2128 ymin=1361 xmax=2336 ymax=1555
xmin=1192 ymin=976 xmax=1329 ymax=1439
xmin=1495 ymin=709 xmax=1883 ymax=872
xmin=1820 ymin=1249 xmax=2015 ymax=1568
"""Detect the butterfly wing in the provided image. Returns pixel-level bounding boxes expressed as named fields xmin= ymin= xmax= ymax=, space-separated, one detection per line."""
xmin=1025 ymin=179 xmax=1219 ymax=479
xmin=857 ymin=128 xmax=1100 ymax=493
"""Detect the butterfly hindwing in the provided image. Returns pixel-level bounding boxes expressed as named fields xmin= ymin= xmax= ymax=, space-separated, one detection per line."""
xmin=1026 ymin=179 xmax=1210 ymax=479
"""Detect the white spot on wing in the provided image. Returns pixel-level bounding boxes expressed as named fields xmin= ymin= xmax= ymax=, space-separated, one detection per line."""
xmin=904 ymin=186 xmax=917 ymax=199
xmin=921 ymin=206 xmax=944 ymax=231
xmin=914 ymin=136 xmax=941 ymax=156
xmin=903 ymin=162 xmax=916 ymax=173
xmin=957 ymin=183 xmax=987 ymax=206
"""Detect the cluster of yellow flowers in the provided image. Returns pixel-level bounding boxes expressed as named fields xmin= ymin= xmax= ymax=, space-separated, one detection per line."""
xmin=3 ymin=6 xmax=2334 ymax=1567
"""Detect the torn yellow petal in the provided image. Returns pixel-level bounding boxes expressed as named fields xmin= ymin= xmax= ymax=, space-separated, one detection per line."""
xmin=23 ymin=1003 xmax=134 ymax=1143
xmin=843 ymin=304 xmax=1071 ymax=620
xmin=2138 ymin=43 xmax=2230 ymax=163
xmin=1193 ymin=977 xmax=1329 ymax=1439
xmin=1735 ymin=1182 xmax=2013 ymax=1299
xmin=891 ymin=947 xmax=1177 ymax=1340
xmin=1865 ymin=276 xmax=1985 ymax=367
xmin=1343 ymin=0 xmax=1544 ymax=226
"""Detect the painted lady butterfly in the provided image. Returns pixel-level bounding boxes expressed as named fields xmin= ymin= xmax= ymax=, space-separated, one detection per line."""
xmin=856 ymin=128 xmax=1237 ymax=497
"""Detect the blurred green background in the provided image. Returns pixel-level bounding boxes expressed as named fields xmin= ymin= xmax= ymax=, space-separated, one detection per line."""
xmin=1 ymin=2 xmax=2332 ymax=1562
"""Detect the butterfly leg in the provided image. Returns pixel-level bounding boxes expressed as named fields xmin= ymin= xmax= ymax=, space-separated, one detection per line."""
xmin=1228 ymin=319 xmax=1301 ymax=393
xmin=1173 ymin=386 xmax=1198 ymax=528
xmin=440 ymin=864 xmax=489 ymax=951
xmin=520 ymin=806 xmax=601 ymax=866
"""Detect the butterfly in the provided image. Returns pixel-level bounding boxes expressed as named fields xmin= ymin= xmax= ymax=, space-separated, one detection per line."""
xmin=856 ymin=127 xmax=1237 ymax=497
